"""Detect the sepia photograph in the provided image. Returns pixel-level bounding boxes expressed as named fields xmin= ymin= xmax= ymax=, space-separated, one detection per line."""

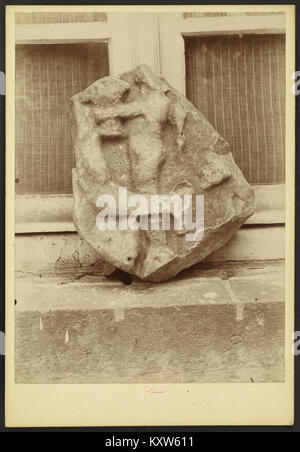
xmin=5 ymin=3 xmax=295 ymax=427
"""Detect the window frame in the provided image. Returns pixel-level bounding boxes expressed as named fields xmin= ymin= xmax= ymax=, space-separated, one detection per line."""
xmin=14 ymin=12 xmax=286 ymax=233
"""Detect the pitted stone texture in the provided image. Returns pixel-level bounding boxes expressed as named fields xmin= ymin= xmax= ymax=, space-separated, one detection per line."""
xmin=72 ymin=64 xmax=255 ymax=282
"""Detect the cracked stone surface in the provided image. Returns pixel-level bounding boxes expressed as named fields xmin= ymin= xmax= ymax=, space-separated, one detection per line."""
xmin=72 ymin=64 xmax=255 ymax=282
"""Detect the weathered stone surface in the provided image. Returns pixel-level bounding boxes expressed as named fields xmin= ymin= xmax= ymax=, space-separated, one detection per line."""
xmin=72 ymin=64 xmax=255 ymax=282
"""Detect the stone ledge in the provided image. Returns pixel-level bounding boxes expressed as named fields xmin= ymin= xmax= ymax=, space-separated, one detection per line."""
xmin=15 ymin=271 xmax=285 ymax=312
xmin=15 ymin=260 xmax=285 ymax=313
xmin=15 ymin=226 xmax=285 ymax=276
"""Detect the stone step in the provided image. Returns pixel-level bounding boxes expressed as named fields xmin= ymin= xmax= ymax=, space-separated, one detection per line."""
xmin=14 ymin=261 xmax=285 ymax=384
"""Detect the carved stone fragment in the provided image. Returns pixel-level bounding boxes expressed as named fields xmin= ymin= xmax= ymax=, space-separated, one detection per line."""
xmin=72 ymin=65 xmax=255 ymax=282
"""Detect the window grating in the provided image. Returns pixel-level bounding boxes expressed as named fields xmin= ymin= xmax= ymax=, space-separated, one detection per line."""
xmin=183 ymin=12 xmax=285 ymax=18
xmin=15 ymin=43 xmax=109 ymax=194
xmin=15 ymin=12 xmax=107 ymax=24
xmin=185 ymin=34 xmax=285 ymax=184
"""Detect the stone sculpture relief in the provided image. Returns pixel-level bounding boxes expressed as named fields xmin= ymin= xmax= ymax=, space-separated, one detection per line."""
xmin=72 ymin=64 xmax=255 ymax=282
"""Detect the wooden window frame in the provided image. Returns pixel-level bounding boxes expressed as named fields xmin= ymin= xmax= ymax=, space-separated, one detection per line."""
xmin=15 ymin=12 xmax=285 ymax=233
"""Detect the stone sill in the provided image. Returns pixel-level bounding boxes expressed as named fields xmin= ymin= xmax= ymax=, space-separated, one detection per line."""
xmin=15 ymin=260 xmax=285 ymax=384
xmin=15 ymin=226 xmax=285 ymax=277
